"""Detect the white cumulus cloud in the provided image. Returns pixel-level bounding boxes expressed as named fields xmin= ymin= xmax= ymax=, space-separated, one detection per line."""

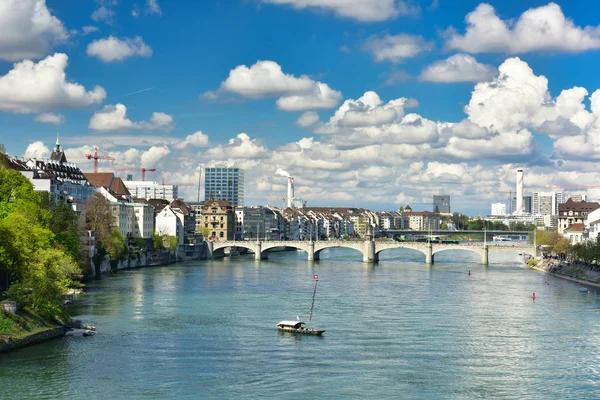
xmin=363 ymin=34 xmax=433 ymax=63
xmin=34 ymin=113 xmax=65 ymax=125
xmin=0 ymin=0 xmax=69 ymax=61
xmin=89 ymin=103 xmax=174 ymax=132
xmin=0 ymin=53 xmax=106 ymax=114
xmin=87 ymin=36 xmax=153 ymax=62
xmin=210 ymin=60 xmax=341 ymax=111
xmin=174 ymin=131 xmax=210 ymax=149
xmin=24 ymin=141 xmax=50 ymax=159
xmin=261 ymin=0 xmax=419 ymax=22
xmin=420 ymin=54 xmax=497 ymax=83
xmin=445 ymin=2 xmax=600 ymax=53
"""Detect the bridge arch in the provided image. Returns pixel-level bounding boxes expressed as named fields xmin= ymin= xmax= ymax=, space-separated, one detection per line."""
xmin=431 ymin=247 xmax=483 ymax=257
xmin=314 ymin=243 xmax=365 ymax=261
xmin=375 ymin=246 xmax=427 ymax=261
xmin=211 ymin=242 xmax=257 ymax=258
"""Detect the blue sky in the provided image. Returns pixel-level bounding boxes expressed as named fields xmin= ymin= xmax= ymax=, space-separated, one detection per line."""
xmin=2 ymin=0 xmax=600 ymax=214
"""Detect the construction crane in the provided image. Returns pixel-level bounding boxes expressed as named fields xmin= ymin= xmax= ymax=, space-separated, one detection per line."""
xmin=114 ymin=167 xmax=156 ymax=181
xmin=85 ymin=147 xmax=115 ymax=173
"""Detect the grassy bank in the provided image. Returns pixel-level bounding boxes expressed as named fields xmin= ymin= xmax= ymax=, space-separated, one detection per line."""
xmin=0 ymin=309 xmax=60 ymax=340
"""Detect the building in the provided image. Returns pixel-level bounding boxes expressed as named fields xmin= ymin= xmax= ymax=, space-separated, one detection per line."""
xmin=558 ymin=199 xmax=600 ymax=234
xmin=187 ymin=202 xmax=205 ymax=233
xmin=84 ymin=173 xmax=132 ymax=202
xmin=204 ymin=167 xmax=244 ymax=206
xmin=567 ymin=193 xmax=587 ymax=203
xmin=523 ymin=195 xmax=532 ymax=214
xmin=124 ymin=180 xmax=178 ymax=201
xmin=202 ymin=199 xmax=235 ymax=240
xmin=433 ymin=195 xmax=451 ymax=215
xmin=6 ymin=138 xmax=96 ymax=208
xmin=516 ymin=169 xmax=524 ymax=215
xmin=235 ymin=206 xmax=277 ymax=240
xmin=491 ymin=203 xmax=507 ymax=216
xmin=564 ymin=223 xmax=585 ymax=244
xmin=586 ymin=208 xmax=600 ymax=242
xmin=404 ymin=205 xmax=441 ymax=231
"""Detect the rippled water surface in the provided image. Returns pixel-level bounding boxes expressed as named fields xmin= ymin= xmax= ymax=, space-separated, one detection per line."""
xmin=1 ymin=248 xmax=600 ymax=399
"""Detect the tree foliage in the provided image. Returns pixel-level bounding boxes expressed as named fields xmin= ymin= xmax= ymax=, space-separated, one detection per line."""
xmin=0 ymin=168 xmax=81 ymax=320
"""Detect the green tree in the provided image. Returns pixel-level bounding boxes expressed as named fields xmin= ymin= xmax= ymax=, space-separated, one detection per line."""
xmin=84 ymin=193 xmax=113 ymax=249
xmin=106 ymin=228 xmax=127 ymax=260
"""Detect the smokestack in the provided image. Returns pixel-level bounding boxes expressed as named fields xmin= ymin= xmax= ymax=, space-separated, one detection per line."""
xmin=287 ymin=177 xmax=294 ymax=208
xmin=516 ymin=169 xmax=524 ymax=215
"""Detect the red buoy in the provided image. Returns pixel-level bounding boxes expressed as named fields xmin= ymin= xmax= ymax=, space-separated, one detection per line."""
xmin=532 ymin=292 xmax=536 ymax=301
xmin=468 ymin=270 xmax=471 ymax=276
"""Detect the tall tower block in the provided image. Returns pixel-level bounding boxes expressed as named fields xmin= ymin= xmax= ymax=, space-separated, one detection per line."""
xmin=516 ymin=169 xmax=524 ymax=215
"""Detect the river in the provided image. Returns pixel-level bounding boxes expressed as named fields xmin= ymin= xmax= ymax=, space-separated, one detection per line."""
xmin=1 ymin=248 xmax=599 ymax=399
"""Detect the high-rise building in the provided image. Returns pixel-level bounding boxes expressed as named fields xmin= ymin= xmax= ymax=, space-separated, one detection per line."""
xmin=523 ymin=195 xmax=532 ymax=214
xmin=204 ymin=167 xmax=244 ymax=206
xmin=516 ymin=169 xmax=524 ymax=215
xmin=567 ymin=193 xmax=587 ymax=203
xmin=491 ymin=203 xmax=507 ymax=216
xmin=433 ymin=195 xmax=451 ymax=214
xmin=532 ymin=191 xmax=564 ymax=216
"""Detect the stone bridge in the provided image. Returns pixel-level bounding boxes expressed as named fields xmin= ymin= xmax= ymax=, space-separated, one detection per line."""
xmin=207 ymin=240 xmax=537 ymax=265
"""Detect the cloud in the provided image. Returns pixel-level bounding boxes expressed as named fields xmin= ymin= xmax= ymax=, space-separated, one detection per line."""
xmin=465 ymin=57 xmax=549 ymax=133
xmin=145 ymin=0 xmax=162 ymax=15
xmin=91 ymin=7 xmax=113 ymax=24
xmin=87 ymin=36 xmax=153 ymax=62
xmin=141 ymin=145 xmax=170 ymax=167
xmin=210 ymin=60 xmax=341 ymax=111
xmin=445 ymin=2 xmax=600 ymax=53
xmin=0 ymin=53 xmax=106 ymax=114
xmin=81 ymin=26 xmax=100 ymax=36
xmin=173 ymin=131 xmax=210 ymax=149
xmin=89 ymin=103 xmax=174 ymax=132
xmin=296 ymin=111 xmax=320 ymax=127
xmin=205 ymin=133 xmax=268 ymax=160
xmin=34 ymin=113 xmax=65 ymax=125
xmin=261 ymin=0 xmax=419 ymax=22
xmin=315 ymin=91 xmax=417 ymax=134
xmin=420 ymin=54 xmax=497 ymax=83
xmin=24 ymin=141 xmax=50 ymax=159
xmin=0 ymin=0 xmax=69 ymax=61
xmin=363 ymin=34 xmax=433 ymax=63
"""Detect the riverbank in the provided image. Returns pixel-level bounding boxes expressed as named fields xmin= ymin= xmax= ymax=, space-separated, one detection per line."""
xmin=531 ymin=259 xmax=600 ymax=288
xmin=0 ymin=311 xmax=64 ymax=353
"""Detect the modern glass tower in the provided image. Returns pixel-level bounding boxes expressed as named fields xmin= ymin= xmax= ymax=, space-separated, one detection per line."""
xmin=204 ymin=167 xmax=244 ymax=206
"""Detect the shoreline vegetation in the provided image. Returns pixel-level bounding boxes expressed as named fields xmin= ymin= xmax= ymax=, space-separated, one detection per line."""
xmin=530 ymin=258 xmax=600 ymax=288
xmin=0 ymin=310 xmax=64 ymax=353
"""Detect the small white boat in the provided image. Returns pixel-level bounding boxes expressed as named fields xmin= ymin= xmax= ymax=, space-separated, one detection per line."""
xmin=579 ymin=287 xmax=589 ymax=293
xmin=276 ymin=320 xmax=325 ymax=335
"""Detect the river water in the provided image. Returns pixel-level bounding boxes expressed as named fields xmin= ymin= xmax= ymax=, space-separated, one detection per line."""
xmin=1 ymin=248 xmax=600 ymax=399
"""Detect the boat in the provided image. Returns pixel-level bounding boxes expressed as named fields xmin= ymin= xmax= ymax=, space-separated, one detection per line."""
xmin=493 ymin=235 xmax=512 ymax=242
xmin=276 ymin=320 xmax=325 ymax=335
xmin=277 ymin=274 xmax=325 ymax=335
xmin=579 ymin=287 xmax=589 ymax=293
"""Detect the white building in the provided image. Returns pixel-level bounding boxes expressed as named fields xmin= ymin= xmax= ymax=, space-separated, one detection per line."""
xmin=109 ymin=201 xmax=154 ymax=239
xmin=155 ymin=205 xmax=185 ymax=245
xmin=586 ymin=208 xmax=600 ymax=242
xmin=124 ymin=180 xmax=178 ymax=201
xmin=491 ymin=203 xmax=507 ymax=216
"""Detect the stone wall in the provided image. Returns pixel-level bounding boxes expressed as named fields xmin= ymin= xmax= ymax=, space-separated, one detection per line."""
xmin=0 ymin=327 xmax=65 ymax=353
xmin=87 ymin=241 xmax=209 ymax=279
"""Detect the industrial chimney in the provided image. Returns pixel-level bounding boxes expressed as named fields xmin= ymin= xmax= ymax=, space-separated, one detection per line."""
xmin=516 ymin=169 xmax=524 ymax=215
xmin=287 ymin=176 xmax=294 ymax=208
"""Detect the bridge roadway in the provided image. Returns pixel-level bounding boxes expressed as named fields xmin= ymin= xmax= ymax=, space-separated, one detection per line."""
xmin=207 ymin=239 xmax=537 ymax=265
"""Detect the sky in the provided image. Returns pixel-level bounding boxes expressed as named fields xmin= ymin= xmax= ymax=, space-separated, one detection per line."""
xmin=2 ymin=0 xmax=600 ymax=215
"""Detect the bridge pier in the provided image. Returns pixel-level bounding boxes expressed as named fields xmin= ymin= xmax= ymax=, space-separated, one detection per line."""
xmin=207 ymin=241 xmax=214 ymax=259
xmin=482 ymin=245 xmax=488 ymax=265
xmin=425 ymin=242 xmax=434 ymax=264
xmin=254 ymin=242 xmax=267 ymax=261
xmin=307 ymin=241 xmax=319 ymax=262
xmin=363 ymin=240 xmax=378 ymax=263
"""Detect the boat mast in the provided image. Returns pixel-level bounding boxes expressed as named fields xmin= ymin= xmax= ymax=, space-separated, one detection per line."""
xmin=309 ymin=274 xmax=318 ymax=321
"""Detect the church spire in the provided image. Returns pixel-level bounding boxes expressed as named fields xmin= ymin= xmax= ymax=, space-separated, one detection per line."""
xmin=55 ymin=130 xmax=60 ymax=151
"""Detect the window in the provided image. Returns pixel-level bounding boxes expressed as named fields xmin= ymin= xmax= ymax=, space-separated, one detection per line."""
xmin=220 ymin=231 xmax=224 ymax=238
